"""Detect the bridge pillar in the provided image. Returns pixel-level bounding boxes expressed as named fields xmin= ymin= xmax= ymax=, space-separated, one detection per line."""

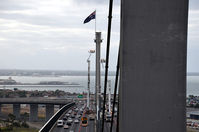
xmin=29 ymin=104 xmax=38 ymax=122
xmin=45 ymin=104 xmax=54 ymax=121
xmin=13 ymin=104 xmax=20 ymax=119
xmin=120 ymin=0 xmax=188 ymax=132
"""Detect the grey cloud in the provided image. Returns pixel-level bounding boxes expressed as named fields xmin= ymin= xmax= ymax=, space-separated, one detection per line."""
xmin=73 ymin=0 xmax=120 ymax=5
xmin=0 ymin=0 xmax=34 ymax=11
xmin=0 ymin=12 xmax=82 ymax=29
xmin=189 ymin=0 xmax=199 ymax=10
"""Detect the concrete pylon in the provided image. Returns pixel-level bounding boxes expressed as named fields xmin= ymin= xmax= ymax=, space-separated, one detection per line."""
xmin=13 ymin=104 xmax=20 ymax=119
xmin=45 ymin=104 xmax=54 ymax=121
xmin=29 ymin=104 xmax=38 ymax=122
xmin=120 ymin=0 xmax=188 ymax=132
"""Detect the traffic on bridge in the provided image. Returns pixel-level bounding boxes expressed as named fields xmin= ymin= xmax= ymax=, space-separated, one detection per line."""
xmin=50 ymin=100 xmax=117 ymax=132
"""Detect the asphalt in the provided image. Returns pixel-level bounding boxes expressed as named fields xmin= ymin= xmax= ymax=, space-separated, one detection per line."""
xmin=51 ymin=102 xmax=117 ymax=132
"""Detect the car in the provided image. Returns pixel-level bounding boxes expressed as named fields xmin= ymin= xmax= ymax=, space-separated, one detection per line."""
xmin=57 ymin=120 xmax=64 ymax=127
xmin=71 ymin=114 xmax=75 ymax=118
xmin=63 ymin=116 xmax=67 ymax=120
xmin=89 ymin=114 xmax=95 ymax=120
xmin=81 ymin=119 xmax=88 ymax=127
xmin=66 ymin=113 xmax=70 ymax=117
xmin=76 ymin=115 xmax=81 ymax=118
xmin=67 ymin=118 xmax=73 ymax=125
xmin=67 ymin=122 xmax=72 ymax=125
xmin=68 ymin=110 xmax=72 ymax=114
xmin=63 ymin=124 xmax=69 ymax=129
xmin=106 ymin=113 xmax=112 ymax=122
xmin=74 ymin=119 xmax=79 ymax=123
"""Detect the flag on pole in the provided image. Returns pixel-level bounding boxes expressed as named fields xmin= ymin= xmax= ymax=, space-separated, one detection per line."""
xmin=83 ymin=10 xmax=96 ymax=24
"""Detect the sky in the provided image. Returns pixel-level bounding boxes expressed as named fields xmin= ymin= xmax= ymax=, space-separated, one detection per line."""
xmin=0 ymin=0 xmax=198 ymax=72
xmin=188 ymin=0 xmax=199 ymax=72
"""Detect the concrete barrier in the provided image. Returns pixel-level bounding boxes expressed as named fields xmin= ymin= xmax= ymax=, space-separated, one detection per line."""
xmin=39 ymin=102 xmax=75 ymax=132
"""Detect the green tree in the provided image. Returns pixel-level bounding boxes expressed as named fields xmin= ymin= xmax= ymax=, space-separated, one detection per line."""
xmin=21 ymin=121 xmax=29 ymax=128
xmin=8 ymin=113 xmax=16 ymax=122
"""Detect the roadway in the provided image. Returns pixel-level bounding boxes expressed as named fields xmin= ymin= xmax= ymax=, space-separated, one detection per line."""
xmin=51 ymin=101 xmax=117 ymax=132
xmin=0 ymin=97 xmax=72 ymax=105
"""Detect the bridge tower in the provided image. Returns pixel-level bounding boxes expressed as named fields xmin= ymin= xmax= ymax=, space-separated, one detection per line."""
xmin=120 ymin=0 xmax=189 ymax=132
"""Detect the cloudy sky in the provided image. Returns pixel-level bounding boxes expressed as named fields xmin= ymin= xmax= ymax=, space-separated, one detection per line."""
xmin=0 ymin=0 xmax=198 ymax=72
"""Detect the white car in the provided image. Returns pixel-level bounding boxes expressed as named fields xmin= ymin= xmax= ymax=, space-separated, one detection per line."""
xmin=63 ymin=124 xmax=69 ymax=129
xmin=68 ymin=110 xmax=72 ymax=114
xmin=74 ymin=119 xmax=79 ymax=123
xmin=67 ymin=118 xmax=73 ymax=125
xmin=76 ymin=115 xmax=81 ymax=118
xmin=89 ymin=114 xmax=95 ymax=120
xmin=57 ymin=120 xmax=64 ymax=127
xmin=66 ymin=113 xmax=70 ymax=117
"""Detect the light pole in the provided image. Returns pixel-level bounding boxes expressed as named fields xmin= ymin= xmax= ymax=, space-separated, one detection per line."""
xmin=94 ymin=32 xmax=102 ymax=132
xmin=108 ymin=80 xmax=111 ymax=114
xmin=100 ymin=58 xmax=106 ymax=115
xmin=87 ymin=49 xmax=95 ymax=110
xmin=95 ymin=32 xmax=102 ymax=122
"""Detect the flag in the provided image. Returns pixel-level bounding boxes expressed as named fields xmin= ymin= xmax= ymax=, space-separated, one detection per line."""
xmin=83 ymin=11 xmax=96 ymax=24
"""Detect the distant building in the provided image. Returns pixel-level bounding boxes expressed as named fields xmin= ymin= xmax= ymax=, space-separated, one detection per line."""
xmin=187 ymin=111 xmax=199 ymax=120
xmin=0 ymin=77 xmax=17 ymax=85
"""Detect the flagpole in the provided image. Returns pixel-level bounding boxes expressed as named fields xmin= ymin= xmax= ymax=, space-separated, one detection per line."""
xmin=95 ymin=9 xmax=96 ymax=33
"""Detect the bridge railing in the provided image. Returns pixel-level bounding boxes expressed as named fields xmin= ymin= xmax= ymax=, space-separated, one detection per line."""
xmin=39 ymin=102 xmax=75 ymax=132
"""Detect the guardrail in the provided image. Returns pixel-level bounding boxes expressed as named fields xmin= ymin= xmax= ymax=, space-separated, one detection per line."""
xmin=39 ymin=102 xmax=75 ymax=132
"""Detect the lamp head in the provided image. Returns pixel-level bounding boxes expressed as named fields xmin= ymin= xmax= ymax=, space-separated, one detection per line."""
xmin=89 ymin=50 xmax=95 ymax=53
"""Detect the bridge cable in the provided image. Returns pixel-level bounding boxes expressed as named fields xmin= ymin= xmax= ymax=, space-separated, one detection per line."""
xmin=110 ymin=44 xmax=120 ymax=132
xmin=101 ymin=0 xmax=114 ymax=131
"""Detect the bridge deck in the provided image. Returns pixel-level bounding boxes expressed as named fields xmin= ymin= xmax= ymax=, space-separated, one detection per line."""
xmin=0 ymin=97 xmax=72 ymax=105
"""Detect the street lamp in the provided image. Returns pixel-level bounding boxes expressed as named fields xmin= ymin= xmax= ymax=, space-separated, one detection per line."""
xmin=87 ymin=49 xmax=95 ymax=110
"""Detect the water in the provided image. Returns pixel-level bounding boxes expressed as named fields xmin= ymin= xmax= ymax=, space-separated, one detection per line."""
xmin=0 ymin=76 xmax=116 ymax=94
xmin=0 ymin=75 xmax=199 ymax=96
xmin=187 ymin=76 xmax=199 ymax=96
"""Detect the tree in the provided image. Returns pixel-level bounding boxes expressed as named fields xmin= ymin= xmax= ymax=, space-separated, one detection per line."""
xmin=8 ymin=113 xmax=16 ymax=122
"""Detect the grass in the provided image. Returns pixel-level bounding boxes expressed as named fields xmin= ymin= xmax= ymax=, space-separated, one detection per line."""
xmin=9 ymin=127 xmax=38 ymax=132
xmin=187 ymin=128 xmax=199 ymax=132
